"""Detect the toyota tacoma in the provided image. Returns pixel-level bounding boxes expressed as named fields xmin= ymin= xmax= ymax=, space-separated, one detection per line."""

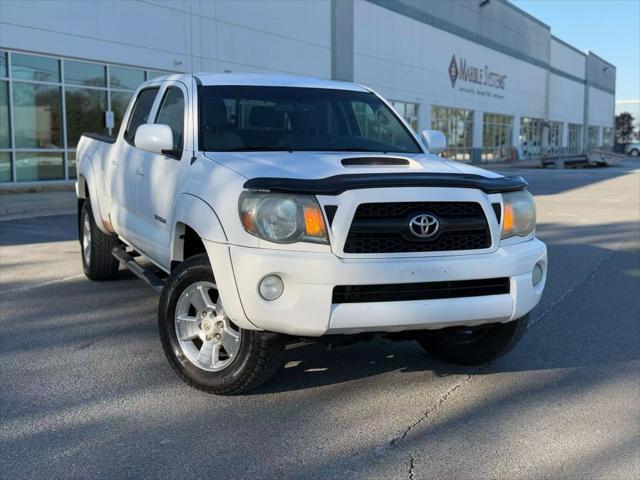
xmin=76 ymin=74 xmax=547 ymax=394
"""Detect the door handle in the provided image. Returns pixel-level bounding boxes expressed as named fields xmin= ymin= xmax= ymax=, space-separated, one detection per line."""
xmin=135 ymin=167 xmax=144 ymax=177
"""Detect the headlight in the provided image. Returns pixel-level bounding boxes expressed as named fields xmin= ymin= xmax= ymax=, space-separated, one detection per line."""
xmin=239 ymin=192 xmax=328 ymax=244
xmin=501 ymin=189 xmax=536 ymax=239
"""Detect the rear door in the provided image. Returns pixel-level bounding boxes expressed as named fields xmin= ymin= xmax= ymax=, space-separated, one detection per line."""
xmin=136 ymin=82 xmax=190 ymax=267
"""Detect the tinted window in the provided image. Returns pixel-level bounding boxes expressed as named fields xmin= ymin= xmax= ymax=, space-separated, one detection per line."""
xmin=111 ymin=91 xmax=133 ymax=135
xmin=12 ymin=54 xmax=60 ymax=82
xmin=13 ymin=83 xmax=62 ymax=148
xmin=0 ymin=81 xmax=9 ymax=148
xmin=0 ymin=51 xmax=7 ymax=78
xmin=198 ymin=86 xmax=422 ymax=153
xmin=110 ymin=66 xmax=145 ymax=90
xmin=155 ymin=87 xmax=184 ymax=151
xmin=65 ymin=87 xmax=107 ymax=147
xmin=16 ymin=152 xmax=64 ymax=182
xmin=64 ymin=60 xmax=106 ymax=87
xmin=124 ymin=87 xmax=159 ymax=144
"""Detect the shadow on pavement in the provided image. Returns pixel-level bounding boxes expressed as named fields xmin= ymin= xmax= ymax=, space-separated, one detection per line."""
xmin=0 ymin=214 xmax=77 ymax=246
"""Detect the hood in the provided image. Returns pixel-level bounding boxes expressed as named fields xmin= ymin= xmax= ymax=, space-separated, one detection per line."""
xmin=202 ymin=151 xmax=500 ymax=180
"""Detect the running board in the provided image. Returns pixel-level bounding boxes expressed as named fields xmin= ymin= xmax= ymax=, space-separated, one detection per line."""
xmin=112 ymin=247 xmax=165 ymax=293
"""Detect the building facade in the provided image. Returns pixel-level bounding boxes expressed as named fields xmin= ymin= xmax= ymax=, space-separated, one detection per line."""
xmin=0 ymin=0 xmax=616 ymax=184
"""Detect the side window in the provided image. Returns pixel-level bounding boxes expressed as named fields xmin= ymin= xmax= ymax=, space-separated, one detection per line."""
xmin=124 ymin=87 xmax=160 ymax=145
xmin=155 ymin=87 xmax=185 ymax=151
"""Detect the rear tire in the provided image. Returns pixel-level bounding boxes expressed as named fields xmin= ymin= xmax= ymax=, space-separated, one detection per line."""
xmin=416 ymin=315 xmax=529 ymax=366
xmin=629 ymin=148 xmax=639 ymax=157
xmin=80 ymin=200 xmax=119 ymax=280
xmin=158 ymin=254 xmax=285 ymax=395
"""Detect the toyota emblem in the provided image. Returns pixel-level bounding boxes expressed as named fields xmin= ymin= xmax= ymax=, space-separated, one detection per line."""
xmin=409 ymin=214 xmax=439 ymax=239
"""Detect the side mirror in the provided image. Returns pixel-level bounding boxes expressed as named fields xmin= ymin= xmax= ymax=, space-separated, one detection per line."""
xmin=421 ymin=130 xmax=447 ymax=154
xmin=134 ymin=124 xmax=173 ymax=155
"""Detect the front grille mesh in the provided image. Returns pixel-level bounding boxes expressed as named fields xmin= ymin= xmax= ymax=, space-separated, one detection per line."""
xmin=332 ymin=277 xmax=510 ymax=303
xmin=343 ymin=201 xmax=491 ymax=254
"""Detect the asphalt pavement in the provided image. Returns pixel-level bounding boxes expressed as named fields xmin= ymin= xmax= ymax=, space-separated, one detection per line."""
xmin=1 ymin=160 xmax=639 ymax=479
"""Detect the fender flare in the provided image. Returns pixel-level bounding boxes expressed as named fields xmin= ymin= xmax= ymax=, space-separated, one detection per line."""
xmin=77 ymin=155 xmax=111 ymax=235
xmin=170 ymin=194 xmax=255 ymax=330
xmin=170 ymin=193 xmax=228 ymax=263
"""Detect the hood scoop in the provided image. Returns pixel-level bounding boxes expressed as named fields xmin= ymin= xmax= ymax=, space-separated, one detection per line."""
xmin=341 ymin=156 xmax=410 ymax=167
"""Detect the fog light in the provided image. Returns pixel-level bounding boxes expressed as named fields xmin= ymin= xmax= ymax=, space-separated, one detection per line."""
xmin=259 ymin=275 xmax=284 ymax=301
xmin=532 ymin=262 xmax=544 ymax=286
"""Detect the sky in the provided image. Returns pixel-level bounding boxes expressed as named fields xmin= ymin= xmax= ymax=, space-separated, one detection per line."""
xmin=511 ymin=0 xmax=640 ymax=103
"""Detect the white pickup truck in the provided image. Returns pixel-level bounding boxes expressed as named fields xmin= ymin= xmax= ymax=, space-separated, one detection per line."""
xmin=76 ymin=73 xmax=547 ymax=394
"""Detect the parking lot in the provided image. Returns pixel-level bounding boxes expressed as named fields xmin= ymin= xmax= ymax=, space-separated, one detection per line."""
xmin=1 ymin=160 xmax=639 ymax=479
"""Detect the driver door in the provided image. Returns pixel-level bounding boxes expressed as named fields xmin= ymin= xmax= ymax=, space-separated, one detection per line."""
xmin=136 ymin=82 xmax=190 ymax=268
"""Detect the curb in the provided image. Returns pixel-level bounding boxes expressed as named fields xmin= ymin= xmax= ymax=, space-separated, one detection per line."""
xmin=0 ymin=190 xmax=76 ymax=221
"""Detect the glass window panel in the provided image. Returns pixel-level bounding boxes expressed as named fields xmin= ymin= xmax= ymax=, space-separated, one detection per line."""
xmin=13 ymin=82 xmax=63 ymax=148
xmin=431 ymin=106 xmax=473 ymax=161
xmin=568 ymin=124 xmax=582 ymax=153
xmin=110 ymin=66 xmax=145 ymax=90
xmin=588 ymin=126 xmax=599 ymax=147
xmin=124 ymin=87 xmax=159 ymax=144
xmin=481 ymin=112 xmax=512 ymax=162
xmin=65 ymin=87 xmax=107 ymax=147
xmin=155 ymin=87 xmax=184 ymax=150
xmin=111 ymin=91 xmax=134 ymax=134
xmin=67 ymin=151 xmax=76 ymax=179
xmin=390 ymin=101 xmax=418 ymax=132
xmin=0 ymin=81 xmax=10 ymax=148
xmin=0 ymin=51 xmax=7 ymax=77
xmin=64 ymin=60 xmax=106 ymax=87
xmin=0 ymin=152 xmax=11 ymax=182
xmin=12 ymin=53 xmax=60 ymax=82
xmin=16 ymin=152 xmax=64 ymax=181
xmin=147 ymin=70 xmax=166 ymax=80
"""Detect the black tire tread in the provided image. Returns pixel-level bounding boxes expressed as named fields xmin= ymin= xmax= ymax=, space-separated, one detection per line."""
xmin=81 ymin=201 xmax=119 ymax=280
xmin=417 ymin=315 xmax=529 ymax=366
xmin=159 ymin=254 xmax=284 ymax=395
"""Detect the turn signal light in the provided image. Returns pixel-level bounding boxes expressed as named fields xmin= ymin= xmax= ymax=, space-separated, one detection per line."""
xmin=304 ymin=205 xmax=326 ymax=237
xmin=503 ymin=203 xmax=514 ymax=232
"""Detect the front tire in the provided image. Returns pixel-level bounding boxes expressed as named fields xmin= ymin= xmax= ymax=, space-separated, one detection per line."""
xmin=80 ymin=200 xmax=119 ymax=280
xmin=416 ymin=315 xmax=528 ymax=366
xmin=629 ymin=148 xmax=640 ymax=157
xmin=158 ymin=254 xmax=284 ymax=395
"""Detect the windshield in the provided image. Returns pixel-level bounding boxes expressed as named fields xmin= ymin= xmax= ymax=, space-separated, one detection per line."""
xmin=198 ymin=86 xmax=422 ymax=153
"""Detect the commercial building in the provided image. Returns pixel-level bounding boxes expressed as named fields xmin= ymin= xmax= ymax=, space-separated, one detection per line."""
xmin=0 ymin=0 xmax=616 ymax=185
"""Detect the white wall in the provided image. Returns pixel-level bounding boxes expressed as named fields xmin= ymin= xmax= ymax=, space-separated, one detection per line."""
xmin=353 ymin=0 xmax=548 ymax=128
xmin=588 ymin=86 xmax=615 ymax=128
xmin=548 ymin=73 xmax=585 ymax=125
xmin=0 ymin=0 xmax=332 ymax=77
xmin=550 ymin=38 xmax=585 ymax=79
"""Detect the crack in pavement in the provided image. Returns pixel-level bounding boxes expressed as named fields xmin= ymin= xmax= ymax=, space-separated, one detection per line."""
xmin=390 ymin=374 xmax=473 ymax=479
xmin=388 ymin=228 xmax=639 ymax=479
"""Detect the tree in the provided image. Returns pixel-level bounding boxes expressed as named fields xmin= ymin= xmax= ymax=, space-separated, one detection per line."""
xmin=615 ymin=112 xmax=636 ymax=143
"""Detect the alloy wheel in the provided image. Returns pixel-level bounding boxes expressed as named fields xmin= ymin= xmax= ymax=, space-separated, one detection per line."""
xmin=174 ymin=281 xmax=241 ymax=372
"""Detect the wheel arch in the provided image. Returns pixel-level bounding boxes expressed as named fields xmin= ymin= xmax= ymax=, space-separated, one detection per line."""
xmin=77 ymin=155 xmax=114 ymax=235
xmin=170 ymin=193 xmax=228 ymax=269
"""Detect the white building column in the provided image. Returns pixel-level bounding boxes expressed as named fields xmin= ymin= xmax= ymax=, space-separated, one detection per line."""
xmin=512 ymin=115 xmax=521 ymax=155
xmin=472 ymin=110 xmax=483 ymax=148
xmin=471 ymin=110 xmax=483 ymax=164
xmin=561 ymin=122 xmax=569 ymax=148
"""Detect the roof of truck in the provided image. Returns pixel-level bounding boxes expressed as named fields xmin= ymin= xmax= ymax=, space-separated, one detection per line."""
xmin=149 ymin=73 xmax=371 ymax=92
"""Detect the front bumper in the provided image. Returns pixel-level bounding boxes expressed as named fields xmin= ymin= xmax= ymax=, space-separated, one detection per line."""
xmin=209 ymin=239 xmax=547 ymax=336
